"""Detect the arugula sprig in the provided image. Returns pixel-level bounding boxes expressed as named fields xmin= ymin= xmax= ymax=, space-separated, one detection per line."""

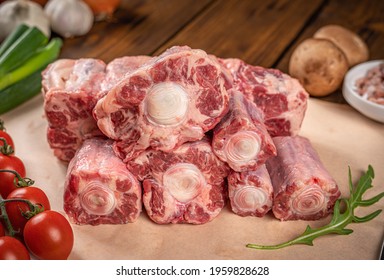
xmin=246 ymin=165 xmax=384 ymax=250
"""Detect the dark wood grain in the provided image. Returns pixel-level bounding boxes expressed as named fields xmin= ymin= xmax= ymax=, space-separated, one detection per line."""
xmin=153 ymin=0 xmax=324 ymax=67
xmin=275 ymin=0 xmax=384 ymax=103
xmin=56 ymin=0 xmax=383 ymax=104
xmin=59 ymin=0 xmax=212 ymax=62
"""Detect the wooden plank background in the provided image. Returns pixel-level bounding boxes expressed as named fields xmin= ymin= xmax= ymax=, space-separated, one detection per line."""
xmin=60 ymin=0 xmax=212 ymax=61
xmin=58 ymin=0 xmax=384 ymax=103
xmin=154 ymin=0 xmax=325 ymax=67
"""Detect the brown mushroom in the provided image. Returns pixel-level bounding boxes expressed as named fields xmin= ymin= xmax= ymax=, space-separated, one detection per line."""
xmin=313 ymin=24 xmax=369 ymax=67
xmin=288 ymin=38 xmax=349 ymax=97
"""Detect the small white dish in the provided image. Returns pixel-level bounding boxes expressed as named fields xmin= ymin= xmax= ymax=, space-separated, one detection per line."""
xmin=342 ymin=60 xmax=384 ymax=123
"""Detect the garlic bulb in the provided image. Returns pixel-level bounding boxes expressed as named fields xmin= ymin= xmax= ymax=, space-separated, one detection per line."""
xmin=0 ymin=0 xmax=51 ymax=40
xmin=44 ymin=0 xmax=94 ymax=38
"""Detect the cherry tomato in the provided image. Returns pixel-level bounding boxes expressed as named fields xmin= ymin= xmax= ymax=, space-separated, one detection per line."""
xmin=0 ymin=154 xmax=26 ymax=198
xmin=0 ymin=120 xmax=15 ymax=153
xmin=0 ymin=133 xmax=14 ymax=154
xmin=24 ymin=210 xmax=74 ymax=260
xmin=6 ymin=187 xmax=51 ymax=236
xmin=0 ymin=236 xmax=30 ymax=260
xmin=0 ymin=223 xmax=5 ymax=236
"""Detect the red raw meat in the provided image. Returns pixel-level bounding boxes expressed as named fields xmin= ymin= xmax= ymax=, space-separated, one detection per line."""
xmin=218 ymin=58 xmax=308 ymax=137
xmin=266 ymin=136 xmax=341 ymax=221
xmin=227 ymin=165 xmax=273 ymax=217
xmin=64 ymin=138 xmax=142 ymax=225
xmin=101 ymin=56 xmax=152 ymax=92
xmin=94 ymin=46 xmax=229 ymax=162
xmin=43 ymin=58 xmax=107 ymax=162
xmin=43 ymin=56 xmax=152 ymax=162
xmin=212 ymin=90 xmax=276 ymax=172
xmin=127 ymin=138 xmax=230 ymax=224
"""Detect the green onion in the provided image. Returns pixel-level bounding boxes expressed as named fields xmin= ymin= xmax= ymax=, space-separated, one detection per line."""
xmin=0 ymin=38 xmax=62 ymax=92
xmin=0 ymin=25 xmax=63 ymax=114
xmin=0 ymin=26 xmax=48 ymax=75
xmin=0 ymin=71 xmax=42 ymax=115
xmin=0 ymin=24 xmax=29 ymax=58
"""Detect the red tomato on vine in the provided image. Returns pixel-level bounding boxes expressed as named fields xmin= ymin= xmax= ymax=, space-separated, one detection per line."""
xmin=0 ymin=156 xmax=26 ymax=198
xmin=0 ymin=236 xmax=30 ymax=260
xmin=0 ymin=223 xmax=5 ymax=237
xmin=0 ymin=120 xmax=14 ymax=154
xmin=24 ymin=210 xmax=74 ymax=260
xmin=6 ymin=186 xmax=51 ymax=235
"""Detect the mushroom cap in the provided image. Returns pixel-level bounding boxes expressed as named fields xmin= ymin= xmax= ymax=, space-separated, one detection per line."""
xmin=289 ymin=38 xmax=349 ymax=97
xmin=313 ymin=24 xmax=369 ymax=67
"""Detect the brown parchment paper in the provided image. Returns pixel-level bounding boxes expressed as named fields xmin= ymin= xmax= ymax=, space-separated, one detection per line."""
xmin=1 ymin=96 xmax=383 ymax=260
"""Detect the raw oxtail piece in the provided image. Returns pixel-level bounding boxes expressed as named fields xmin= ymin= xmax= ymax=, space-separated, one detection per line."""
xmin=227 ymin=165 xmax=274 ymax=217
xmin=218 ymin=58 xmax=308 ymax=137
xmin=64 ymin=138 xmax=142 ymax=225
xmin=266 ymin=136 xmax=341 ymax=221
xmin=94 ymin=45 xmax=229 ymax=162
xmin=42 ymin=58 xmax=107 ymax=162
xmin=127 ymin=138 xmax=230 ymax=224
xmin=212 ymin=90 xmax=276 ymax=172
xmin=101 ymin=55 xmax=152 ymax=92
xmin=42 ymin=56 xmax=151 ymax=162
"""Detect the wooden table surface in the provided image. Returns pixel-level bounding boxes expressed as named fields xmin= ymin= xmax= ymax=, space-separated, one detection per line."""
xmin=60 ymin=0 xmax=384 ymax=104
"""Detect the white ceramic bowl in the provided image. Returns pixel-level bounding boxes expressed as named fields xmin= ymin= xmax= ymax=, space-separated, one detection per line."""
xmin=342 ymin=60 xmax=384 ymax=123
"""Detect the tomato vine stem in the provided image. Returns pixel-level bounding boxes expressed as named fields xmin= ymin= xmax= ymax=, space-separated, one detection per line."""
xmin=0 ymin=194 xmax=43 ymax=237
xmin=0 ymin=169 xmax=34 ymax=187
xmin=0 ymin=137 xmax=14 ymax=155
xmin=0 ymin=119 xmax=5 ymax=131
xmin=0 ymin=169 xmax=40 ymax=236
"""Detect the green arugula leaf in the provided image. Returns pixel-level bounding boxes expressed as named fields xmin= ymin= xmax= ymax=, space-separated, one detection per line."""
xmin=246 ymin=165 xmax=384 ymax=250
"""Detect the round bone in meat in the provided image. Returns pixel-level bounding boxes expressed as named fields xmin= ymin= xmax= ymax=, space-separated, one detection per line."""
xmin=94 ymin=46 xmax=229 ymax=162
xmin=79 ymin=181 xmax=117 ymax=216
xmin=212 ymin=91 xmax=276 ymax=172
xmin=163 ymin=163 xmax=205 ymax=203
xmin=233 ymin=187 xmax=269 ymax=212
xmin=144 ymin=82 xmax=189 ymax=126
xmin=127 ymin=138 xmax=230 ymax=224
xmin=227 ymin=165 xmax=273 ymax=217
xmin=225 ymin=131 xmax=261 ymax=165
xmin=266 ymin=136 xmax=341 ymax=221
xmin=64 ymin=138 xmax=142 ymax=225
